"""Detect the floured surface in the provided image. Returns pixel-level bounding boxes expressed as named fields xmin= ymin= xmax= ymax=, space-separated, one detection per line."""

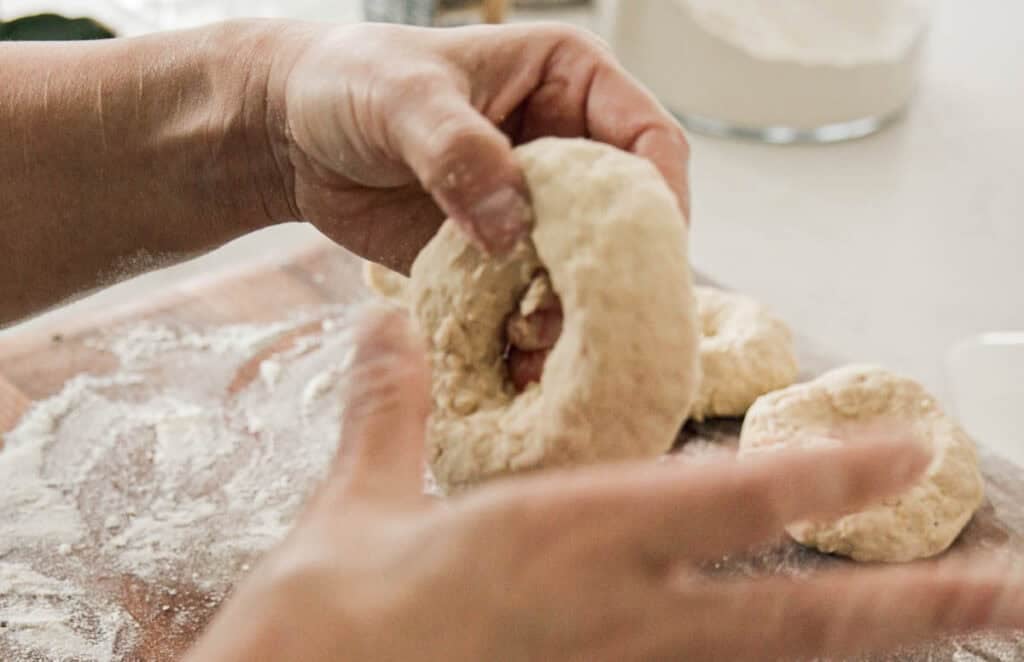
xmin=1 ymin=249 xmax=1023 ymax=660
xmin=0 ymin=306 xmax=371 ymax=660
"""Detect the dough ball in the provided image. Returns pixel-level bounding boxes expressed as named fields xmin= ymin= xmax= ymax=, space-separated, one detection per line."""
xmin=739 ymin=364 xmax=984 ymax=562
xmin=689 ymin=286 xmax=798 ymax=421
xmin=410 ymin=138 xmax=700 ymax=492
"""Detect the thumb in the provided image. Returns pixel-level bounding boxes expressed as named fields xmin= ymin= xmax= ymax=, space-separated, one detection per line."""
xmin=333 ymin=302 xmax=431 ymax=499
xmin=388 ymin=91 xmax=532 ymax=253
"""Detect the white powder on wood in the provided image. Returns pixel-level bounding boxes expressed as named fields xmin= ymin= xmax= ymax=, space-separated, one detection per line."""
xmin=259 ymin=359 xmax=283 ymax=390
xmin=0 ymin=562 xmax=132 ymax=659
xmin=0 ymin=307 xmax=356 ymax=660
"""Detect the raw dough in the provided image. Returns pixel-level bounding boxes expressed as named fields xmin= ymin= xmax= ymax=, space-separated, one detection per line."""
xmin=690 ymin=286 xmax=799 ymax=420
xmin=366 ymin=267 xmax=798 ymax=425
xmin=409 ymin=137 xmax=700 ymax=492
xmin=363 ymin=261 xmax=409 ymax=304
xmin=739 ymin=364 xmax=984 ymax=562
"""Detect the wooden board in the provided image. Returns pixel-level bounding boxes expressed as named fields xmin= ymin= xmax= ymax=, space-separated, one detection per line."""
xmin=1 ymin=242 xmax=1022 ymax=661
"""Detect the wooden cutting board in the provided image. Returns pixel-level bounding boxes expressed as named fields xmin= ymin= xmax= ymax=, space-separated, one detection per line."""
xmin=1 ymin=240 xmax=1022 ymax=661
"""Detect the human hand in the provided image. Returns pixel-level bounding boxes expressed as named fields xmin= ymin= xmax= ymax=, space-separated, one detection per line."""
xmin=274 ymin=21 xmax=689 ymax=268
xmin=269 ymin=22 xmax=689 ymax=386
xmin=186 ymin=305 xmax=1024 ymax=662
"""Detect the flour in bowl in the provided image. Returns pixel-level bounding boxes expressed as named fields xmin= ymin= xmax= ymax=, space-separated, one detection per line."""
xmin=605 ymin=0 xmax=931 ymax=136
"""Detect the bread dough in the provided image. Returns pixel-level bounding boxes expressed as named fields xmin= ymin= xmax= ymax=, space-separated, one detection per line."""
xmin=689 ymin=286 xmax=798 ymax=421
xmin=365 ymin=263 xmax=796 ymax=425
xmin=409 ymin=138 xmax=700 ymax=492
xmin=363 ymin=261 xmax=409 ymax=304
xmin=739 ymin=364 xmax=984 ymax=562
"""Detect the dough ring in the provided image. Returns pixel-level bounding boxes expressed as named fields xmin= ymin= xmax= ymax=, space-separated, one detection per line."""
xmin=409 ymin=138 xmax=700 ymax=492
xmin=739 ymin=364 xmax=984 ymax=562
xmin=689 ymin=286 xmax=798 ymax=421
xmin=363 ymin=244 xmax=795 ymax=426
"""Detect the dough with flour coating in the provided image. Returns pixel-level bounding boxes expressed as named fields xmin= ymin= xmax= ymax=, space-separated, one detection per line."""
xmin=409 ymin=138 xmax=700 ymax=492
xmin=690 ymin=286 xmax=798 ymax=421
xmin=739 ymin=364 xmax=984 ymax=562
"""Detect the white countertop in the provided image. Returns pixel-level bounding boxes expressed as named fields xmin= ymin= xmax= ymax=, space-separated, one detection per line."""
xmin=4 ymin=0 xmax=1022 ymax=451
xmin=683 ymin=0 xmax=1023 ymax=409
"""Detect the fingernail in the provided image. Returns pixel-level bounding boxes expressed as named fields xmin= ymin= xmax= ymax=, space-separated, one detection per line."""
xmin=468 ymin=186 xmax=532 ymax=253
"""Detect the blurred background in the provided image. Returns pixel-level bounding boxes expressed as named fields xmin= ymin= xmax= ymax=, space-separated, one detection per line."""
xmin=2 ymin=0 xmax=1022 ymax=461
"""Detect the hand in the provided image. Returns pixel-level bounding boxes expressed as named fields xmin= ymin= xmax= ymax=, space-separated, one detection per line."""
xmin=271 ymin=23 xmax=689 ymax=386
xmin=276 ymin=21 xmax=689 ymax=268
xmin=186 ymin=305 xmax=1024 ymax=662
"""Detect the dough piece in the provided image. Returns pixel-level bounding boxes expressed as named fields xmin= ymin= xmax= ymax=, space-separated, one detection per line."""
xmin=739 ymin=364 xmax=984 ymax=562
xmin=363 ymin=261 xmax=409 ymax=304
xmin=367 ymin=250 xmax=796 ymax=424
xmin=689 ymin=286 xmax=798 ymax=421
xmin=410 ymin=138 xmax=700 ymax=492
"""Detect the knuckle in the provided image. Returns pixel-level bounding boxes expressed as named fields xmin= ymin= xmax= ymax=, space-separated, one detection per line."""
xmin=392 ymin=64 xmax=449 ymax=92
xmin=672 ymin=125 xmax=692 ymax=160
xmin=538 ymin=21 xmax=613 ymax=58
xmin=536 ymin=21 xmax=584 ymax=42
xmin=383 ymin=64 xmax=453 ymax=108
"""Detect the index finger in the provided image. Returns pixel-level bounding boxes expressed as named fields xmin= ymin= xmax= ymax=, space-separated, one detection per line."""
xmin=481 ymin=439 xmax=930 ymax=565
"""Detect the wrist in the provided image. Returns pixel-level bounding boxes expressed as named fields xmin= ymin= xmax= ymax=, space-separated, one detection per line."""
xmin=202 ymin=19 xmax=319 ymax=232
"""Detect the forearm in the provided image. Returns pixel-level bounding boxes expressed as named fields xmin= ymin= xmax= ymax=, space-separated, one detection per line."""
xmin=0 ymin=20 xmax=304 ymax=324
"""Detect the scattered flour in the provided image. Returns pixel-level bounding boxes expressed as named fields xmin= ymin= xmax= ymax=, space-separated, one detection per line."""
xmin=259 ymin=359 xmax=283 ymax=390
xmin=101 ymin=319 xmax=298 ymax=366
xmin=0 ymin=306 xmax=361 ymax=660
xmin=0 ymin=562 xmax=131 ymax=660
